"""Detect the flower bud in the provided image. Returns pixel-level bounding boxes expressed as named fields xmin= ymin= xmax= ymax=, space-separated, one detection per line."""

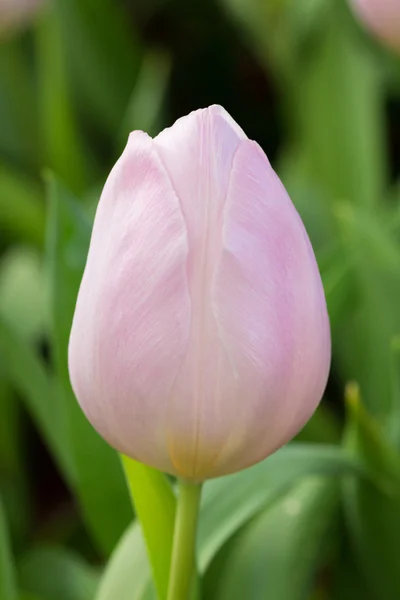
xmin=68 ymin=105 xmax=331 ymax=481
xmin=350 ymin=0 xmax=400 ymax=51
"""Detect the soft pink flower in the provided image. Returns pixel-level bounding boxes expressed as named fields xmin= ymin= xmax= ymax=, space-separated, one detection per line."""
xmin=68 ymin=105 xmax=331 ymax=481
xmin=0 ymin=0 xmax=42 ymax=35
xmin=350 ymin=0 xmax=400 ymax=51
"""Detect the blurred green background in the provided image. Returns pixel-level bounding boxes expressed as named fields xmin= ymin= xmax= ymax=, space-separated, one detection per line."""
xmin=1 ymin=0 xmax=400 ymax=599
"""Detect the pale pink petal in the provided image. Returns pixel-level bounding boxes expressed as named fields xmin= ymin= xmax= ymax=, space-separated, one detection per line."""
xmin=68 ymin=131 xmax=190 ymax=474
xmin=210 ymin=140 xmax=331 ymax=475
xmin=152 ymin=106 xmax=248 ymax=478
xmin=351 ymin=0 xmax=400 ymax=51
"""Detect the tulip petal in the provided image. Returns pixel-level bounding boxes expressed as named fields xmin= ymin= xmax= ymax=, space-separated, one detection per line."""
xmin=211 ymin=140 xmax=331 ymax=475
xmin=153 ymin=106 xmax=248 ymax=478
xmin=351 ymin=0 xmax=400 ymax=51
xmin=68 ymin=131 xmax=190 ymax=474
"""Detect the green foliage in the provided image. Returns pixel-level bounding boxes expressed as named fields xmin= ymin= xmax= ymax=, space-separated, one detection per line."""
xmin=0 ymin=168 xmax=44 ymax=247
xmin=18 ymin=547 xmax=99 ymax=600
xmin=0 ymin=495 xmax=17 ymax=600
xmin=198 ymin=444 xmax=361 ymax=571
xmin=343 ymin=384 xmax=400 ymax=599
xmin=46 ymin=174 xmax=132 ymax=554
xmin=0 ymin=316 xmax=75 ymax=482
xmin=213 ymin=478 xmax=339 ymax=600
xmin=122 ymin=457 xmax=176 ymax=600
xmin=96 ymin=523 xmax=155 ymax=600
xmin=34 ymin=6 xmax=91 ymax=194
xmin=98 ymin=443 xmax=362 ymax=599
xmin=1 ymin=0 xmax=400 ymax=597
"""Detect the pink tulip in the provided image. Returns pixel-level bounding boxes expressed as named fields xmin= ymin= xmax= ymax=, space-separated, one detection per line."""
xmin=0 ymin=0 xmax=42 ymax=35
xmin=68 ymin=105 xmax=331 ymax=481
xmin=350 ymin=0 xmax=400 ymax=51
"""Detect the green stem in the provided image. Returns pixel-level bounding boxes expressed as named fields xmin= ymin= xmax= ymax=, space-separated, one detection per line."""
xmin=167 ymin=480 xmax=202 ymax=600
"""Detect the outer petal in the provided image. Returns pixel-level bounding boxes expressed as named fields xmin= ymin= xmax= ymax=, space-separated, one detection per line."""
xmin=351 ymin=0 xmax=400 ymax=51
xmin=211 ymin=140 xmax=331 ymax=476
xmin=68 ymin=131 xmax=190 ymax=474
xmin=153 ymin=106 xmax=248 ymax=479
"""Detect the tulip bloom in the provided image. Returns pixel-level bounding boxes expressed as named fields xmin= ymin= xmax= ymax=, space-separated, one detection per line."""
xmin=69 ymin=105 xmax=331 ymax=481
xmin=0 ymin=0 xmax=42 ymax=35
xmin=350 ymin=0 xmax=400 ymax=51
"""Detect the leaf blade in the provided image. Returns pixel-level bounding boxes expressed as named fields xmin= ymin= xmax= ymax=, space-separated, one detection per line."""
xmin=121 ymin=457 xmax=176 ymax=600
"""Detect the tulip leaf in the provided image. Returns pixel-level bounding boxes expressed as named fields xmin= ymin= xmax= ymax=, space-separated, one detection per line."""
xmin=18 ymin=547 xmax=99 ymax=600
xmin=46 ymin=173 xmax=132 ymax=555
xmin=294 ymin=404 xmax=341 ymax=445
xmin=219 ymin=0 xmax=330 ymax=81
xmin=331 ymin=538 xmax=374 ymax=600
xmin=0 ymin=316 xmax=75 ymax=484
xmin=298 ymin=1 xmax=386 ymax=210
xmin=121 ymin=457 xmax=176 ymax=600
xmin=334 ymin=204 xmax=400 ymax=421
xmin=118 ymin=50 xmax=171 ymax=144
xmin=198 ymin=442 xmax=362 ymax=570
xmin=35 ymin=4 xmax=92 ymax=194
xmin=0 ymin=167 xmax=45 ymax=247
xmin=212 ymin=478 xmax=339 ymax=600
xmin=342 ymin=383 xmax=400 ymax=600
xmin=98 ymin=443 xmax=362 ymax=597
xmin=389 ymin=336 xmax=400 ymax=449
xmin=0 ymin=495 xmax=17 ymax=600
xmin=0 ymin=247 xmax=49 ymax=343
xmin=53 ymin=0 xmax=142 ymax=135
xmin=0 ymin=39 xmax=38 ymax=171
xmin=96 ymin=523 xmax=155 ymax=600
xmin=0 ymin=372 xmax=29 ymax=547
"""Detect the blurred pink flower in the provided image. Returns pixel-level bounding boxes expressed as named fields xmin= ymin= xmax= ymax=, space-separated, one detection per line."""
xmin=0 ymin=0 xmax=42 ymax=35
xmin=68 ymin=105 xmax=331 ymax=481
xmin=351 ymin=0 xmax=400 ymax=51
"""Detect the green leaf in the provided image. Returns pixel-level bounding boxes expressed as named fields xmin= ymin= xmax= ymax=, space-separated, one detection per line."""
xmin=294 ymin=404 xmax=341 ymax=445
xmin=0 ymin=167 xmax=44 ymax=247
xmin=46 ymin=173 xmax=132 ymax=554
xmin=278 ymin=148 xmax=334 ymax=251
xmin=318 ymin=241 xmax=355 ymax=329
xmin=0 ymin=375 xmax=28 ymax=546
xmin=99 ymin=443 xmax=362 ymax=597
xmin=0 ymin=495 xmax=17 ymax=600
xmin=118 ymin=50 xmax=171 ymax=143
xmin=331 ymin=538 xmax=373 ymax=600
xmin=0 ymin=316 xmax=75 ymax=484
xmin=334 ymin=203 xmax=400 ymax=420
xmin=297 ymin=2 xmax=386 ymax=209
xmin=96 ymin=523 xmax=155 ymax=600
xmin=198 ymin=443 xmax=362 ymax=571
xmin=214 ymin=478 xmax=339 ymax=600
xmin=35 ymin=5 xmax=92 ymax=193
xmin=18 ymin=547 xmax=99 ymax=600
xmin=0 ymin=376 xmax=21 ymax=475
xmin=343 ymin=383 xmax=400 ymax=600
xmin=219 ymin=0 xmax=328 ymax=65
xmin=0 ymin=38 xmax=38 ymax=171
xmin=121 ymin=457 xmax=176 ymax=600
xmin=0 ymin=247 xmax=49 ymax=342
xmin=53 ymin=0 xmax=142 ymax=135
xmin=389 ymin=336 xmax=400 ymax=448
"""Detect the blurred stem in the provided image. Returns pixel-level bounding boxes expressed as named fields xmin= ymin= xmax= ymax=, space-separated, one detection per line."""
xmin=167 ymin=480 xmax=202 ymax=600
xmin=389 ymin=336 xmax=400 ymax=448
